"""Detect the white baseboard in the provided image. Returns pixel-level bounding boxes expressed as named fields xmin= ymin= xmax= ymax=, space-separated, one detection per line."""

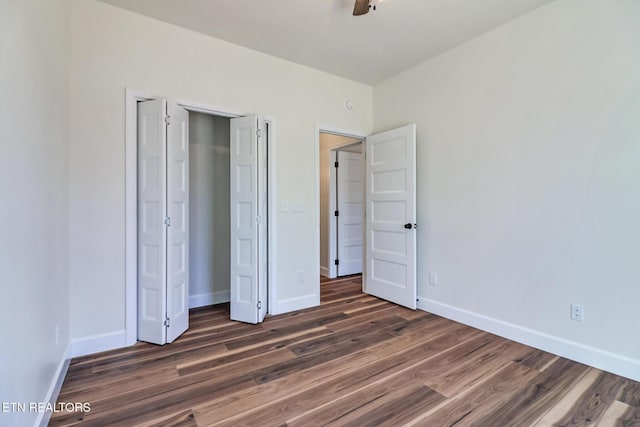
xmin=35 ymin=345 xmax=70 ymax=427
xmin=418 ymin=297 xmax=640 ymax=382
xmin=189 ymin=290 xmax=230 ymax=308
xmin=271 ymin=294 xmax=319 ymax=315
xmin=69 ymin=330 xmax=127 ymax=358
xmin=320 ymin=266 xmax=330 ymax=278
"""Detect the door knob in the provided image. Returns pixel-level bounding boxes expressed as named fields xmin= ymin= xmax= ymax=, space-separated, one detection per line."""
xmin=404 ymin=223 xmax=413 ymax=229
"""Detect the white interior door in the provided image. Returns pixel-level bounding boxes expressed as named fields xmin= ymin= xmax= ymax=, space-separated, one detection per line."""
xmin=257 ymin=120 xmax=268 ymax=322
xmin=166 ymin=101 xmax=190 ymax=342
xmin=137 ymin=99 xmax=190 ymax=345
xmin=137 ymin=99 xmax=168 ymax=345
xmin=337 ymin=150 xmax=364 ymax=276
xmin=230 ymin=115 xmax=261 ymax=324
xmin=364 ymin=124 xmax=417 ymax=309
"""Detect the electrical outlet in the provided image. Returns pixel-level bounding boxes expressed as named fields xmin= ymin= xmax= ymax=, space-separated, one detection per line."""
xmin=571 ymin=304 xmax=584 ymax=321
xmin=429 ymin=272 xmax=439 ymax=286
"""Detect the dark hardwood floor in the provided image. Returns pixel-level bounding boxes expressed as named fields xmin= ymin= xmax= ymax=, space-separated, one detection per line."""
xmin=51 ymin=275 xmax=640 ymax=426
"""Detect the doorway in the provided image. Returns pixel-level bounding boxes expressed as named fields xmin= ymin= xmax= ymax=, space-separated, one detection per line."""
xmin=188 ymin=112 xmax=231 ymax=309
xmin=319 ymin=132 xmax=363 ymax=279
xmin=316 ymin=125 xmax=418 ymax=311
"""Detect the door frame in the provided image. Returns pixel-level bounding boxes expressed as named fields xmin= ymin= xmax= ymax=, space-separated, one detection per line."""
xmin=316 ymin=127 xmax=366 ymax=288
xmin=125 ymin=88 xmax=277 ymax=345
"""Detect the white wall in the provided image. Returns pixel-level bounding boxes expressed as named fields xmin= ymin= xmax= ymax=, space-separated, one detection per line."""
xmin=68 ymin=0 xmax=372 ymax=344
xmin=189 ymin=112 xmax=231 ymax=307
xmin=0 ymin=0 xmax=71 ymax=425
xmin=319 ymin=134 xmax=362 ymax=276
xmin=374 ymin=0 xmax=640 ymax=379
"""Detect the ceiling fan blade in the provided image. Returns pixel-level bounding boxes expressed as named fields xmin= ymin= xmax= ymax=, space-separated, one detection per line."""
xmin=353 ymin=0 xmax=370 ymax=16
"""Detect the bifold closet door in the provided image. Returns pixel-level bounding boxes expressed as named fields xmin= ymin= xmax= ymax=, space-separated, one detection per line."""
xmin=230 ymin=115 xmax=267 ymax=324
xmin=165 ymin=102 xmax=189 ymax=343
xmin=137 ymin=99 xmax=189 ymax=345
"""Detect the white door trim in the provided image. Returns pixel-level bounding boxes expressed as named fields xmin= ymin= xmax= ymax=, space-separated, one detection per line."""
xmin=263 ymin=118 xmax=277 ymax=316
xmin=125 ymin=88 xmax=276 ymax=345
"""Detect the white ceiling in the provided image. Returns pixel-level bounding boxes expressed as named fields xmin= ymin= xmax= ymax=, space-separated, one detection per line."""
xmin=97 ymin=0 xmax=554 ymax=85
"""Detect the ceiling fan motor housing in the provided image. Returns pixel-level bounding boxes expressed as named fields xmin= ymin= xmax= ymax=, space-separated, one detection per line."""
xmin=353 ymin=0 xmax=372 ymax=16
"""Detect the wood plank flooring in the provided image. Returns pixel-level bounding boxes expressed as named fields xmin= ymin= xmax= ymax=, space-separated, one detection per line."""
xmin=51 ymin=275 xmax=640 ymax=426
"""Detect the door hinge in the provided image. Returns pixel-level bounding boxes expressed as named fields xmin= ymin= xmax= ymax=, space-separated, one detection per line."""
xmin=257 ymin=301 xmax=262 ymax=310
xmin=256 ymin=215 xmax=263 ymax=224
xmin=335 ymin=210 xmax=339 ymax=217
xmin=335 ymin=259 xmax=339 ymax=266
xmin=164 ymin=115 xmax=171 ymax=125
xmin=163 ymin=316 xmax=170 ymax=327
xmin=334 ymin=161 xmax=339 ymax=168
xmin=256 ymin=128 xmax=262 ymax=138
xmin=163 ymin=217 xmax=171 ymax=227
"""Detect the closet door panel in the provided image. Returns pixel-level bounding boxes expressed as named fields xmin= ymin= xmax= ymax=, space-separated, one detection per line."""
xmin=166 ymin=101 xmax=190 ymax=343
xmin=137 ymin=99 xmax=168 ymax=345
xmin=230 ymin=116 xmax=260 ymax=324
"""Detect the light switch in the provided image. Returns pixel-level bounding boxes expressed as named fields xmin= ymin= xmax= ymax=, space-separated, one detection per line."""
xmin=281 ymin=200 xmax=289 ymax=212
xmin=294 ymin=201 xmax=304 ymax=213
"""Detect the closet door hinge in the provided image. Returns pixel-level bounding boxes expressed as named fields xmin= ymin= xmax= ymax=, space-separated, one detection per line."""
xmin=164 ymin=115 xmax=171 ymax=125
xmin=163 ymin=316 xmax=170 ymax=327
xmin=257 ymin=301 xmax=262 ymax=310
xmin=334 ymin=259 xmax=339 ymax=266
xmin=335 ymin=210 xmax=339 ymax=217
xmin=256 ymin=128 xmax=262 ymax=138
xmin=334 ymin=161 xmax=339 ymax=168
xmin=256 ymin=215 xmax=263 ymax=224
xmin=163 ymin=217 xmax=171 ymax=227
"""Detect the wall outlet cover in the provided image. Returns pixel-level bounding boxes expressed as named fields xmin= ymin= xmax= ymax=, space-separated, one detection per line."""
xmin=429 ymin=272 xmax=439 ymax=286
xmin=571 ymin=303 xmax=584 ymax=321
